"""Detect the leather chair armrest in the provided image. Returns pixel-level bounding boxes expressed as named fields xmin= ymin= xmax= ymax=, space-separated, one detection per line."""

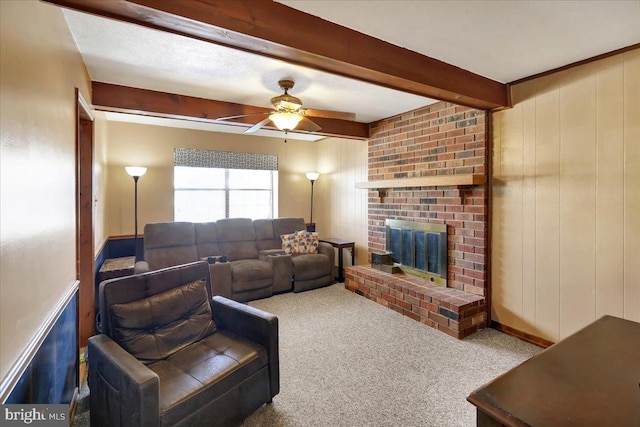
xmin=88 ymin=334 xmax=160 ymax=427
xmin=133 ymin=261 xmax=150 ymax=274
xmin=209 ymin=262 xmax=233 ymax=299
xmin=211 ymin=296 xmax=279 ymax=398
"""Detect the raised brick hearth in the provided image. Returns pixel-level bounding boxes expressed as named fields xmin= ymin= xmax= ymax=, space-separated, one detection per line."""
xmin=345 ymin=266 xmax=486 ymax=339
xmin=353 ymin=101 xmax=489 ymax=338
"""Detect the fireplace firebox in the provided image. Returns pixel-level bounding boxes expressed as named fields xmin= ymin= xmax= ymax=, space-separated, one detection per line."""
xmin=385 ymin=219 xmax=447 ymax=286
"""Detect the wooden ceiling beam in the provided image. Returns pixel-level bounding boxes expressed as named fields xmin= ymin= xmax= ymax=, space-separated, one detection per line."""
xmin=92 ymin=82 xmax=370 ymax=139
xmin=46 ymin=0 xmax=509 ymax=110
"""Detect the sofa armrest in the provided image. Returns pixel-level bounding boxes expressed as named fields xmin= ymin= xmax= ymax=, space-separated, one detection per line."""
xmin=208 ymin=262 xmax=233 ymax=299
xmin=267 ymin=254 xmax=293 ymax=293
xmin=318 ymin=242 xmax=336 ymax=268
xmin=88 ymin=334 xmax=160 ymax=427
xmin=211 ymin=296 xmax=279 ymax=398
xmin=258 ymin=249 xmax=286 ymax=260
xmin=133 ymin=261 xmax=150 ymax=274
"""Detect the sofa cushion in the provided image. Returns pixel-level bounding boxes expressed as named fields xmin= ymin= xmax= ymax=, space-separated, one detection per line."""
xmin=110 ymin=279 xmax=216 ymax=362
xmin=272 ymin=217 xmax=306 ymax=238
xmin=145 ymin=222 xmax=196 ymax=249
xmin=216 ymin=218 xmax=259 ymax=260
xmin=292 ymin=253 xmax=331 ymax=281
xmin=148 ymin=331 xmax=268 ymax=425
xmin=144 ymin=222 xmax=198 ymax=269
xmin=194 ymin=222 xmax=222 ymax=259
xmin=254 ymin=219 xmax=276 ymax=251
xmin=216 ymin=218 xmax=256 ymax=242
xmin=230 ymin=259 xmax=272 ymax=292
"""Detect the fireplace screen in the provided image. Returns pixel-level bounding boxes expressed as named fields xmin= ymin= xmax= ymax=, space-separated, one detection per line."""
xmin=385 ymin=219 xmax=447 ymax=286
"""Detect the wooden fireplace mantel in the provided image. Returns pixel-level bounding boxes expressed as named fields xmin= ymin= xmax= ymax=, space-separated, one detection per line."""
xmin=355 ymin=173 xmax=486 ymax=189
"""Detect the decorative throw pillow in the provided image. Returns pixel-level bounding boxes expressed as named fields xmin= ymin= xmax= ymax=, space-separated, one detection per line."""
xmin=304 ymin=231 xmax=319 ymax=254
xmin=281 ymin=231 xmax=297 ymax=254
xmin=282 ymin=230 xmax=320 ymax=254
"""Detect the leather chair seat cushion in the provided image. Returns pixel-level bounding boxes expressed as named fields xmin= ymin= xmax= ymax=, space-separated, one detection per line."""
xmin=230 ymin=259 xmax=272 ymax=292
xmin=292 ymin=253 xmax=331 ymax=281
xmin=110 ymin=280 xmax=216 ymax=362
xmin=148 ymin=331 xmax=268 ymax=423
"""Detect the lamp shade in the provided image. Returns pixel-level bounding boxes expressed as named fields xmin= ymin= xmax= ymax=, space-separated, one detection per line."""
xmin=306 ymin=172 xmax=320 ymax=181
xmin=125 ymin=166 xmax=147 ymax=177
xmin=269 ymin=111 xmax=303 ymax=131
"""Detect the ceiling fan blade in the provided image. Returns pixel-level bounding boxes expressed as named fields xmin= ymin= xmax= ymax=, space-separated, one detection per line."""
xmin=303 ymin=108 xmax=356 ymax=121
xmin=216 ymin=112 xmax=268 ymax=121
xmin=296 ymin=117 xmax=322 ymax=133
xmin=244 ymin=117 xmax=272 ymax=134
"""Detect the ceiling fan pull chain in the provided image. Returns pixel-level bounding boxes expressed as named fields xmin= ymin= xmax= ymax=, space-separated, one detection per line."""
xmin=284 ymin=129 xmax=288 ymax=143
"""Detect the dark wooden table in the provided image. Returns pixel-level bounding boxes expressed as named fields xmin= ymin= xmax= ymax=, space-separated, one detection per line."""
xmin=319 ymin=238 xmax=355 ymax=282
xmin=467 ymin=315 xmax=640 ymax=426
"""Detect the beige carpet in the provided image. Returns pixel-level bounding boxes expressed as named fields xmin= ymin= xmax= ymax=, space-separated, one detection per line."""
xmin=73 ymin=283 xmax=541 ymax=427
xmin=241 ymin=284 xmax=541 ymax=427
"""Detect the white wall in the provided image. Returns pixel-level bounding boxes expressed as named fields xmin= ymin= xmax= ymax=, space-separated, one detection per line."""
xmin=0 ymin=0 xmax=91 ymax=379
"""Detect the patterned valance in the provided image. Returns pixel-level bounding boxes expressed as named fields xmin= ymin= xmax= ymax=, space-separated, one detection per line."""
xmin=174 ymin=148 xmax=278 ymax=170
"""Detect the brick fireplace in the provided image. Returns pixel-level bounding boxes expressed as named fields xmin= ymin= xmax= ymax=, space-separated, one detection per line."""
xmin=345 ymin=102 xmax=489 ymax=338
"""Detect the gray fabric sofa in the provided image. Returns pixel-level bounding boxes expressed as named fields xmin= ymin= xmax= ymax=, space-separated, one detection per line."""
xmin=89 ymin=261 xmax=279 ymax=427
xmin=135 ymin=217 xmax=335 ymax=301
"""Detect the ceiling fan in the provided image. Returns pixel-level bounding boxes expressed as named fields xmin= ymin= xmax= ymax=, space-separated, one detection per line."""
xmin=217 ymin=79 xmax=354 ymax=136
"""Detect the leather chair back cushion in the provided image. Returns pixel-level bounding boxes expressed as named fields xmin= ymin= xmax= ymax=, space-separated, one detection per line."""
xmin=110 ymin=279 xmax=216 ymax=362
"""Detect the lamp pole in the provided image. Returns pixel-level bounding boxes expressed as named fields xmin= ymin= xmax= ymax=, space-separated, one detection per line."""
xmin=310 ymin=178 xmax=315 ymax=223
xmin=133 ymin=175 xmax=140 ymax=259
xmin=305 ymin=172 xmax=320 ymax=225
xmin=125 ymin=167 xmax=147 ymax=261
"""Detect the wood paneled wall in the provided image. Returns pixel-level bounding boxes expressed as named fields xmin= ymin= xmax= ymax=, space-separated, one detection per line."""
xmin=316 ymin=137 xmax=369 ymax=266
xmin=492 ymin=49 xmax=639 ymax=342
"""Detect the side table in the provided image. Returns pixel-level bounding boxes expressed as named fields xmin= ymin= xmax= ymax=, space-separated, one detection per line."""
xmin=98 ymin=256 xmax=136 ymax=283
xmin=319 ymin=238 xmax=355 ymax=282
xmin=467 ymin=315 xmax=640 ymax=426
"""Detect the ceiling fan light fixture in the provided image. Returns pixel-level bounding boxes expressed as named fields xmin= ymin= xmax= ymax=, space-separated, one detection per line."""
xmin=269 ymin=111 xmax=303 ymax=131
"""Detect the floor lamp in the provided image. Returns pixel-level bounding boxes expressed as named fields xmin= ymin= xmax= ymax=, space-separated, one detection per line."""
xmin=125 ymin=166 xmax=147 ymax=261
xmin=306 ymin=172 xmax=319 ymax=232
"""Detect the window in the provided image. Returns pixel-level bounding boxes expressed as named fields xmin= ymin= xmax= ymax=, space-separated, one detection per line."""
xmin=174 ymin=149 xmax=278 ymax=222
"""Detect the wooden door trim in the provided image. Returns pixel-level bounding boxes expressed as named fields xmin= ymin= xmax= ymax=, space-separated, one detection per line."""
xmin=76 ymin=88 xmax=95 ymax=347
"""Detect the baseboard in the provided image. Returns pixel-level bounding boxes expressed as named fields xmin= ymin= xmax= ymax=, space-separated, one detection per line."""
xmin=491 ymin=320 xmax=554 ymax=349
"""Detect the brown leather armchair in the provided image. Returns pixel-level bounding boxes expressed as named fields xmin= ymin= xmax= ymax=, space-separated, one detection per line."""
xmin=89 ymin=261 xmax=279 ymax=427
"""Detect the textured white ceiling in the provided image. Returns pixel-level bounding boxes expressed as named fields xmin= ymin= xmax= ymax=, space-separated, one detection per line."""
xmin=63 ymin=1 xmax=640 ymax=137
xmin=63 ymin=9 xmax=436 ymax=125
xmin=280 ymin=0 xmax=640 ymax=83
